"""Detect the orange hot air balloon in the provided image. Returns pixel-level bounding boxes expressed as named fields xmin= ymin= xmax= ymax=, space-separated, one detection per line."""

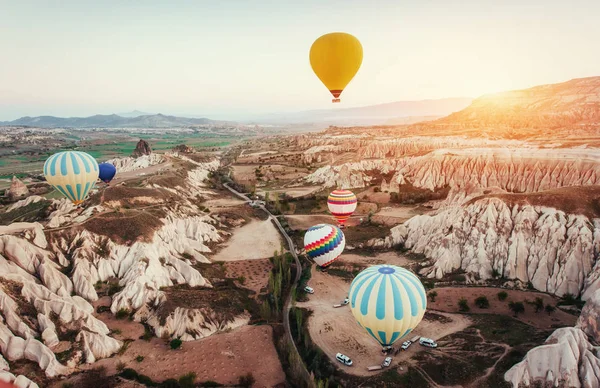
xmin=309 ymin=32 xmax=363 ymax=103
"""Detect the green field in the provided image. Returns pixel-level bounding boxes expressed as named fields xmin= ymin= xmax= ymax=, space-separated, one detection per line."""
xmin=0 ymin=132 xmax=242 ymax=179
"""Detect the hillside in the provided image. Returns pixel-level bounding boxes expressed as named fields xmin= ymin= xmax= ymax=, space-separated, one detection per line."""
xmin=413 ymin=76 xmax=600 ymax=133
xmin=0 ymin=113 xmax=232 ymax=128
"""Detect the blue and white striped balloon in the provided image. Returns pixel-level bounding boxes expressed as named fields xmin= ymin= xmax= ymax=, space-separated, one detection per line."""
xmin=43 ymin=151 xmax=99 ymax=205
xmin=349 ymin=264 xmax=427 ymax=347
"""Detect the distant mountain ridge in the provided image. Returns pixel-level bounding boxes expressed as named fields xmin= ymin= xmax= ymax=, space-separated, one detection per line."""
xmin=247 ymin=97 xmax=473 ymax=125
xmin=0 ymin=113 xmax=232 ymax=128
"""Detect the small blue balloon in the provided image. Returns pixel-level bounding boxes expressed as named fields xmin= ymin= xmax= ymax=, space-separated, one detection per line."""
xmin=98 ymin=163 xmax=117 ymax=183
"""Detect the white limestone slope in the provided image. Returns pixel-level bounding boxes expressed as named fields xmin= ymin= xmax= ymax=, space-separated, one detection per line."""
xmin=505 ymin=290 xmax=600 ymax=387
xmin=49 ymin=213 xmax=220 ymax=313
xmin=505 ymin=327 xmax=600 ymax=388
xmin=104 ymin=153 xmax=164 ymax=173
xmin=0 ymin=155 xmax=253 ymax=384
xmin=374 ymin=197 xmax=600 ymax=299
xmin=0 ymin=223 xmax=122 ymax=376
xmin=135 ymin=305 xmax=250 ymax=341
xmin=307 ymin=148 xmax=600 ymax=199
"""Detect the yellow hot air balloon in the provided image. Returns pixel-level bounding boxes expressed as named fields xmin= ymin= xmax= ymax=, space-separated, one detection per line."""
xmin=309 ymin=32 xmax=363 ymax=103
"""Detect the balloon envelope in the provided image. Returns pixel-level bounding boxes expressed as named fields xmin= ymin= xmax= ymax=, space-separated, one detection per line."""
xmin=98 ymin=163 xmax=117 ymax=183
xmin=327 ymin=189 xmax=357 ymax=226
xmin=303 ymin=224 xmax=345 ymax=267
xmin=309 ymin=32 xmax=363 ymax=102
xmin=43 ymin=151 xmax=99 ymax=205
xmin=349 ymin=265 xmax=427 ymax=347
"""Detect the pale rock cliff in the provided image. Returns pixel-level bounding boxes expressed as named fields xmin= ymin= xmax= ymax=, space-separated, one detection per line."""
xmin=105 ymin=153 xmax=164 ymax=173
xmin=504 ymin=327 xmax=600 ymax=387
xmin=373 ymin=198 xmax=600 ymax=299
xmin=307 ymin=148 xmax=600 ymax=202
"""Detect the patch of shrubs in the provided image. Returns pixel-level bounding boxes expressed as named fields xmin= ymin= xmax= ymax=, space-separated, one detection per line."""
xmin=474 ymin=296 xmax=489 ymax=309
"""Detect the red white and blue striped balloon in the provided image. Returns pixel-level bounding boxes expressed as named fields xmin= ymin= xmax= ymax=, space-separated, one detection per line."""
xmin=303 ymin=224 xmax=346 ymax=267
xmin=327 ymin=189 xmax=357 ymax=226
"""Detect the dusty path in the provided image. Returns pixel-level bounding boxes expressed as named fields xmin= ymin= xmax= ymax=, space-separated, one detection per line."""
xmin=212 ymin=219 xmax=283 ymax=261
xmin=297 ymin=266 xmax=472 ymax=376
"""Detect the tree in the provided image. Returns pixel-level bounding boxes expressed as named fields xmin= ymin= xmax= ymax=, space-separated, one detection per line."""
xmin=497 ymin=291 xmax=508 ymax=301
xmin=545 ymin=304 xmax=556 ymax=314
xmin=428 ymin=291 xmax=438 ymax=302
xmin=260 ymin=300 xmax=271 ymax=321
xmin=178 ymin=372 xmax=197 ymax=388
xmin=474 ymin=296 xmax=490 ymax=309
xmin=509 ymin=301 xmax=525 ymax=316
xmin=238 ymin=372 xmax=256 ymax=388
xmin=534 ymin=297 xmax=544 ymax=313
xmin=170 ymin=338 xmax=182 ymax=350
xmin=458 ymin=298 xmax=470 ymax=312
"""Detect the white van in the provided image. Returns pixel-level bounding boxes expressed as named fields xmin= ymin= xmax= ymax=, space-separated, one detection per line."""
xmin=419 ymin=337 xmax=438 ymax=348
xmin=336 ymin=353 xmax=353 ymax=366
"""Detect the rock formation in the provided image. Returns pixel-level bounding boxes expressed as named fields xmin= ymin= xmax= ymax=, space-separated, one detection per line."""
xmin=105 ymin=153 xmax=164 ymax=173
xmin=6 ymin=177 xmax=28 ymax=200
xmin=0 ymin=155 xmax=235 ymax=384
xmin=307 ymin=148 xmax=600 ymax=199
xmin=504 ymin=327 xmax=600 ymax=387
xmin=578 ymin=289 xmax=600 ymax=343
xmin=371 ymin=195 xmax=600 ymax=299
xmin=172 ymin=144 xmax=194 ymax=154
xmin=131 ymin=139 xmax=152 ymax=157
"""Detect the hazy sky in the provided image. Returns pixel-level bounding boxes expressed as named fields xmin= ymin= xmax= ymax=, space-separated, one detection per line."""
xmin=1 ymin=0 xmax=598 ymax=120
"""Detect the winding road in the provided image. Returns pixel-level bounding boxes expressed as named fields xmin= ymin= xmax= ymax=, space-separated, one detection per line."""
xmin=223 ymin=182 xmax=313 ymax=387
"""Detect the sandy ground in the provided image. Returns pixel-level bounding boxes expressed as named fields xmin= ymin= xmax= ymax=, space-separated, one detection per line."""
xmin=212 ymin=219 xmax=283 ymax=261
xmin=372 ymin=205 xmax=421 ymax=226
xmin=356 ymin=188 xmax=391 ymax=204
xmin=285 ymin=214 xmax=336 ymax=230
xmin=231 ymin=164 xmax=257 ymax=181
xmin=225 ymin=259 xmax=272 ymax=295
xmin=67 ymin=318 xmax=285 ymax=387
xmin=297 ymin=266 xmax=471 ymax=376
xmin=204 ymin=197 xmax=247 ymax=209
xmin=257 ymin=186 xmax=319 ymax=199
xmin=428 ymin=287 xmax=577 ymax=330
xmin=339 ymin=251 xmax=412 ymax=267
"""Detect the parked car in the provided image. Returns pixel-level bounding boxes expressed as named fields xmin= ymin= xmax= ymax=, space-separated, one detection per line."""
xmin=304 ymin=286 xmax=314 ymax=294
xmin=401 ymin=341 xmax=412 ymax=350
xmin=419 ymin=337 xmax=438 ymax=348
xmin=382 ymin=357 xmax=392 ymax=367
xmin=342 ymin=297 xmax=349 ymax=305
xmin=336 ymin=353 xmax=353 ymax=366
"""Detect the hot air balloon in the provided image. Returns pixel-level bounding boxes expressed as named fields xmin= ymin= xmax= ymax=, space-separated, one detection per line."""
xmin=303 ymin=224 xmax=345 ymax=268
xmin=327 ymin=189 xmax=357 ymax=227
xmin=43 ymin=151 xmax=99 ymax=205
xmin=309 ymin=32 xmax=363 ymax=103
xmin=98 ymin=163 xmax=117 ymax=184
xmin=349 ymin=265 xmax=427 ymax=349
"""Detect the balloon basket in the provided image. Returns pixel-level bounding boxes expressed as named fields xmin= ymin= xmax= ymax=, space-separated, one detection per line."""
xmin=332 ymin=98 xmax=341 ymax=103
